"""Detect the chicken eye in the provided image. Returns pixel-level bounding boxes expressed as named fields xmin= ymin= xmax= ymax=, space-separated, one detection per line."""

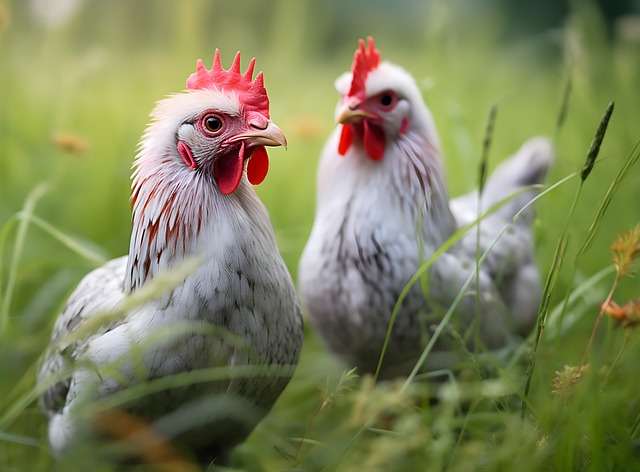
xmin=380 ymin=94 xmax=393 ymax=106
xmin=203 ymin=115 xmax=222 ymax=133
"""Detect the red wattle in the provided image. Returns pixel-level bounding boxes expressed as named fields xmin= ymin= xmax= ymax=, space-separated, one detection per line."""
xmin=338 ymin=124 xmax=354 ymax=156
xmin=399 ymin=117 xmax=410 ymax=137
xmin=247 ymin=146 xmax=269 ymax=185
xmin=177 ymin=141 xmax=197 ymax=169
xmin=214 ymin=142 xmax=245 ymax=195
xmin=363 ymin=120 xmax=386 ymax=160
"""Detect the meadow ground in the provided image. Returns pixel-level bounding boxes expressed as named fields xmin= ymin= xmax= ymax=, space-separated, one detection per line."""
xmin=1 ymin=1 xmax=640 ymax=470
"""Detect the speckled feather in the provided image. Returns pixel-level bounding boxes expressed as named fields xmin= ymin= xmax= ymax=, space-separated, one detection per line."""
xmin=299 ymin=41 xmax=552 ymax=379
xmin=37 ymin=65 xmax=302 ymax=463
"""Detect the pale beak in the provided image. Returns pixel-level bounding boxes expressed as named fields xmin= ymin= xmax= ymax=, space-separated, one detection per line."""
xmin=336 ymin=102 xmax=376 ymax=125
xmin=229 ymin=120 xmax=288 ymax=150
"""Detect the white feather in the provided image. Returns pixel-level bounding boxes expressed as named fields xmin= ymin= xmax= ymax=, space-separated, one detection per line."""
xmin=37 ymin=86 xmax=303 ymax=460
xmin=300 ymin=52 xmax=552 ymax=378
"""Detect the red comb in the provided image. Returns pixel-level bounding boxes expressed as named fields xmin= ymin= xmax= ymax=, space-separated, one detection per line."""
xmin=348 ymin=37 xmax=381 ymax=99
xmin=186 ymin=49 xmax=270 ymax=118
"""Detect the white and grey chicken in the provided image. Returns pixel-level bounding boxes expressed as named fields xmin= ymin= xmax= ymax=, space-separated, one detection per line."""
xmin=37 ymin=50 xmax=303 ymax=465
xmin=299 ymin=37 xmax=553 ymax=379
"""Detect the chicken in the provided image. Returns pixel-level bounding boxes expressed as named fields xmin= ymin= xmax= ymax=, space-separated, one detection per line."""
xmin=37 ymin=50 xmax=303 ymax=465
xmin=298 ymin=37 xmax=552 ymax=379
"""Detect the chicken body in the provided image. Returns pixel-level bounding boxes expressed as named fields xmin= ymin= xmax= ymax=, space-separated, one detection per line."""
xmin=299 ymin=38 xmax=552 ymax=379
xmin=37 ymin=51 xmax=303 ymax=464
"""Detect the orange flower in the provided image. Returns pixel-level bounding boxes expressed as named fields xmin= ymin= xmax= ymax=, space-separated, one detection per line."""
xmin=601 ymin=301 xmax=627 ymax=322
xmin=602 ymin=299 xmax=640 ymax=329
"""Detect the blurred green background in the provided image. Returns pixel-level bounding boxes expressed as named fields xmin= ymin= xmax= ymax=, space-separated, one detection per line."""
xmin=1 ymin=0 xmax=640 ymax=470
xmin=2 ymin=0 xmax=639 ymax=313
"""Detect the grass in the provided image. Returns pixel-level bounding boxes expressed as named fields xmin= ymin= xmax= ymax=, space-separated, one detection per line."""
xmin=2 ymin=0 xmax=640 ymax=470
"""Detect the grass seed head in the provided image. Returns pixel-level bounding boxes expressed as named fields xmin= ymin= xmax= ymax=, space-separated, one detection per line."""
xmin=52 ymin=132 xmax=89 ymax=155
xmin=581 ymin=101 xmax=614 ymax=182
xmin=551 ymin=364 xmax=591 ymax=397
xmin=611 ymin=225 xmax=640 ymax=278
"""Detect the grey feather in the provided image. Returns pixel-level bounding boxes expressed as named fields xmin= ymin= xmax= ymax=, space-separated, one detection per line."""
xmin=36 ymin=77 xmax=303 ymax=465
xmin=299 ymin=46 xmax=553 ymax=379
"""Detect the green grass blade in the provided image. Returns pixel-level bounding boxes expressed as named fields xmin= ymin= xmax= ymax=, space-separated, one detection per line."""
xmin=521 ymin=230 xmax=569 ymax=419
xmin=403 ymin=217 xmax=520 ymax=389
xmin=521 ymin=101 xmax=617 ymax=420
xmin=14 ymin=212 xmax=109 ymax=265
xmin=0 ymin=431 xmax=40 ymax=447
xmin=0 ymin=183 xmax=48 ymax=335
xmin=475 ymin=104 xmax=498 ymax=348
xmin=578 ymin=140 xmax=640 ymax=255
xmin=553 ymin=75 xmax=572 ymax=141
xmin=373 ymin=186 xmax=537 ymax=382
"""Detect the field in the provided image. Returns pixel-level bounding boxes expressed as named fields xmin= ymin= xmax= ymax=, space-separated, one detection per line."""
xmin=1 ymin=0 xmax=640 ymax=470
